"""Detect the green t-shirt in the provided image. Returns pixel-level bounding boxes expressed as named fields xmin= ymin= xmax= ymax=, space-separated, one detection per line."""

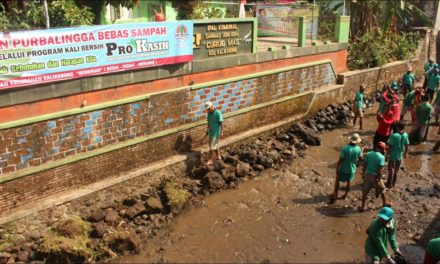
xmin=424 ymin=62 xmax=434 ymax=72
xmin=436 ymin=89 xmax=440 ymax=106
xmin=416 ymin=102 xmax=433 ymax=124
xmin=427 ymin=237 xmax=440 ymax=260
xmin=365 ymin=218 xmax=398 ymax=261
xmin=365 ymin=151 xmax=385 ymax=176
xmin=338 ymin=144 xmax=362 ymax=174
xmin=388 ymin=132 xmax=409 ymax=161
xmin=402 ymin=72 xmax=415 ymax=85
xmin=403 ymin=91 xmax=416 ymax=107
xmin=355 ymin=91 xmax=364 ymax=109
xmin=427 ymin=74 xmax=440 ymax=91
xmin=207 ymin=109 xmax=223 ymax=138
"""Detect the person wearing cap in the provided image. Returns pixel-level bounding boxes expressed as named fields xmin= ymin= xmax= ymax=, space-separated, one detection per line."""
xmin=423 ymin=58 xmax=435 ymax=89
xmin=330 ymin=133 xmax=363 ymax=203
xmin=373 ymin=107 xmax=394 ymax=148
xmin=426 ymin=67 xmax=440 ymax=103
xmin=205 ymin=101 xmax=223 ymax=165
xmin=365 ymin=207 xmax=402 ymax=264
xmin=402 ymin=66 xmax=415 ymax=97
xmin=424 ymin=237 xmax=440 ymax=264
xmin=386 ymin=122 xmax=409 ymax=188
xmin=353 ymin=85 xmax=366 ymax=130
xmin=359 ymin=142 xmax=388 ymax=212
xmin=409 ymin=95 xmax=432 ymax=144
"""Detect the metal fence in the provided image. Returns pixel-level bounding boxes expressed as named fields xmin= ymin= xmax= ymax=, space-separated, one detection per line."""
xmin=257 ymin=16 xmax=301 ymax=52
xmin=252 ymin=3 xmax=341 ymax=52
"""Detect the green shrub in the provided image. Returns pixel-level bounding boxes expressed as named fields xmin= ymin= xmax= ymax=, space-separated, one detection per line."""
xmin=348 ymin=29 xmax=421 ymax=70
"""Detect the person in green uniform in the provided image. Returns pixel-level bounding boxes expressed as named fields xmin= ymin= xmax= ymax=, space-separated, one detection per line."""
xmin=426 ymin=68 xmax=440 ymax=103
xmin=330 ymin=133 xmax=363 ymax=203
xmin=359 ymin=142 xmax=388 ymax=212
xmin=400 ymin=88 xmax=418 ymax=121
xmin=386 ymin=122 xmax=409 ymax=188
xmin=433 ymin=88 xmax=440 ymax=125
xmin=205 ymin=101 xmax=223 ymax=165
xmin=353 ymin=85 xmax=366 ymax=130
xmin=402 ymin=66 xmax=415 ymax=97
xmin=365 ymin=207 xmax=403 ymax=264
xmin=423 ymin=58 xmax=435 ymax=89
xmin=409 ymin=95 xmax=433 ymax=144
xmin=424 ymin=237 xmax=440 ymax=264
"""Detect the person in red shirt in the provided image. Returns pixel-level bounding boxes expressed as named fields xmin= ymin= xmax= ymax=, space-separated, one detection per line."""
xmin=153 ymin=5 xmax=166 ymax=22
xmin=373 ymin=108 xmax=394 ymax=148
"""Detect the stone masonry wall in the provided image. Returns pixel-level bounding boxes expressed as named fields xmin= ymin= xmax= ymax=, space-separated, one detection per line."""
xmin=0 ymin=63 xmax=335 ymax=176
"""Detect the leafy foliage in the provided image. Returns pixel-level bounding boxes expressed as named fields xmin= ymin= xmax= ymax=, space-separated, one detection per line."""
xmin=348 ymin=30 xmax=421 ymax=70
xmin=171 ymin=0 xmax=224 ymax=20
xmin=50 ymin=0 xmax=94 ymax=27
xmin=0 ymin=0 xmax=93 ymax=30
xmin=315 ymin=1 xmax=342 ymax=41
xmin=192 ymin=2 xmax=224 ymax=19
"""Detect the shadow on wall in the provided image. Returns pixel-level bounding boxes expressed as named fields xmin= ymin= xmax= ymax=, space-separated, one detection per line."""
xmin=174 ymin=133 xmax=203 ymax=176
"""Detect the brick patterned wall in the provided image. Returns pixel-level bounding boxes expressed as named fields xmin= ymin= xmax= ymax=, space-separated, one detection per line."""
xmin=0 ymin=62 xmax=335 ymax=176
xmin=0 ymin=93 xmax=314 ymax=213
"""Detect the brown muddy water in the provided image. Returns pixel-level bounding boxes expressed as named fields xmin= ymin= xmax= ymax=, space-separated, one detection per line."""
xmin=118 ymin=109 xmax=439 ymax=263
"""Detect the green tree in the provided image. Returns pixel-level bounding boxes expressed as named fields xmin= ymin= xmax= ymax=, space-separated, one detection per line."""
xmin=348 ymin=0 xmax=432 ymax=39
xmin=0 ymin=0 xmax=95 ymax=30
xmin=75 ymin=0 xmax=137 ymax=25
xmin=171 ymin=0 xmax=224 ymax=20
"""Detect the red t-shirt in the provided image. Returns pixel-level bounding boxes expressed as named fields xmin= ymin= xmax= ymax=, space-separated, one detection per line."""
xmin=376 ymin=111 xmax=394 ymax=136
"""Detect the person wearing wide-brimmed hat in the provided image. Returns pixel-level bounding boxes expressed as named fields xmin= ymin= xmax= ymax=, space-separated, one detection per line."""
xmin=359 ymin=142 xmax=389 ymax=212
xmin=330 ymin=133 xmax=363 ymax=204
xmin=365 ymin=207 xmax=403 ymax=264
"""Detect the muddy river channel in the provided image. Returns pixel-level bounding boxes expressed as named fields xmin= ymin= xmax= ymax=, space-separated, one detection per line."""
xmin=1 ymin=102 xmax=438 ymax=264
xmin=118 ymin=109 xmax=440 ymax=263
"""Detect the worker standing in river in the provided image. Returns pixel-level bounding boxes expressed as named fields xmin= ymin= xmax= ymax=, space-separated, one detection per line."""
xmin=359 ymin=142 xmax=388 ymax=212
xmin=330 ymin=133 xmax=363 ymax=204
xmin=386 ymin=122 xmax=409 ymax=188
xmin=409 ymin=95 xmax=432 ymax=144
xmin=402 ymin=66 xmax=415 ymax=97
xmin=205 ymin=101 xmax=223 ymax=165
xmin=353 ymin=85 xmax=366 ymax=130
